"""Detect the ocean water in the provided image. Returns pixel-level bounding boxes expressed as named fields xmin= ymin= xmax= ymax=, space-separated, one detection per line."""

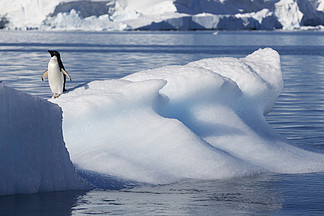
xmin=0 ymin=30 xmax=324 ymax=215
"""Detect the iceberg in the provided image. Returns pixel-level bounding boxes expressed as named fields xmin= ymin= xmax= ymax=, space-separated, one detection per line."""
xmin=0 ymin=84 xmax=88 ymax=196
xmin=1 ymin=48 xmax=324 ymax=194
xmin=50 ymin=48 xmax=324 ymax=186
xmin=1 ymin=0 xmax=324 ymax=30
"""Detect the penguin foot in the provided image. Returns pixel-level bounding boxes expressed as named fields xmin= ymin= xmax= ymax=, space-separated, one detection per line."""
xmin=52 ymin=93 xmax=61 ymax=98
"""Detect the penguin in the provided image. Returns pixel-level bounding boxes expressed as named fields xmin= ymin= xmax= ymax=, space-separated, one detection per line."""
xmin=42 ymin=50 xmax=72 ymax=98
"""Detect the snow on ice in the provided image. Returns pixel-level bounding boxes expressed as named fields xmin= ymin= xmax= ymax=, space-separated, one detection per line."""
xmin=0 ymin=84 xmax=89 ymax=196
xmin=48 ymin=48 xmax=324 ymax=187
xmin=1 ymin=0 xmax=324 ymax=30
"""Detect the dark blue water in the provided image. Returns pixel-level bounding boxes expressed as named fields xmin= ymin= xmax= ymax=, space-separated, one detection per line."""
xmin=0 ymin=30 xmax=324 ymax=215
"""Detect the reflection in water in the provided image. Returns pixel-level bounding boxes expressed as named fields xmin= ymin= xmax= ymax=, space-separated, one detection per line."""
xmin=72 ymin=174 xmax=283 ymax=215
xmin=1 ymin=173 xmax=324 ymax=215
xmin=0 ymin=191 xmax=86 ymax=216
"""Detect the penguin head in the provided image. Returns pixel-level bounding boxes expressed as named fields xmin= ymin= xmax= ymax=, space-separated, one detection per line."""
xmin=48 ymin=50 xmax=61 ymax=58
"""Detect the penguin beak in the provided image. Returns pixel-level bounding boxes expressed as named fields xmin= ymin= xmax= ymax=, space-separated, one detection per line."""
xmin=48 ymin=50 xmax=54 ymax=57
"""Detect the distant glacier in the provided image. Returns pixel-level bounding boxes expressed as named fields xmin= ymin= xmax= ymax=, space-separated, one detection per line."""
xmin=1 ymin=0 xmax=324 ymax=31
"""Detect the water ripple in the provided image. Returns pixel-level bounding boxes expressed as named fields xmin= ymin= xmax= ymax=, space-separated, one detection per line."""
xmin=1 ymin=43 xmax=324 ymax=55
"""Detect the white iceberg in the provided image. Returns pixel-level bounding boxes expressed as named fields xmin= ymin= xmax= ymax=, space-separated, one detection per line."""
xmin=0 ymin=84 xmax=89 ymax=196
xmin=50 ymin=48 xmax=324 ymax=186
xmin=2 ymin=48 xmax=324 ymax=194
xmin=1 ymin=0 xmax=324 ymax=30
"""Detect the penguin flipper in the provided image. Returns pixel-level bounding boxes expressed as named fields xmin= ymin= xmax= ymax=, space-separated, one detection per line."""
xmin=61 ymin=68 xmax=72 ymax=81
xmin=42 ymin=70 xmax=48 ymax=81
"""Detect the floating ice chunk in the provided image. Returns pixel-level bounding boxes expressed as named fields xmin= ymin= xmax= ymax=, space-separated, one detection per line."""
xmin=50 ymin=48 xmax=324 ymax=186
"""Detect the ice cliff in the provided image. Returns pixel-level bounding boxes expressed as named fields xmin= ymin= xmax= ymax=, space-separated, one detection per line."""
xmin=1 ymin=0 xmax=324 ymax=31
xmin=0 ymin=84 xmax=88 ymax=196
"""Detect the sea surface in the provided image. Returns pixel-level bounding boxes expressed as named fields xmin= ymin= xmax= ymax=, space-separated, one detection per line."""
xmin=0 ymin=30 xmax=324 ymax=215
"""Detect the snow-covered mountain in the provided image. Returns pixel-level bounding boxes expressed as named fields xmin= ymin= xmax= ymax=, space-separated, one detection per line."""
xmin=1 ymin=0 xmax=324 ymax=31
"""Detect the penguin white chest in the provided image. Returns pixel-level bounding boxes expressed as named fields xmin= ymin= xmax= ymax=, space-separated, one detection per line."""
xmin=48 ymin=57 xmax=64 ymax=95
